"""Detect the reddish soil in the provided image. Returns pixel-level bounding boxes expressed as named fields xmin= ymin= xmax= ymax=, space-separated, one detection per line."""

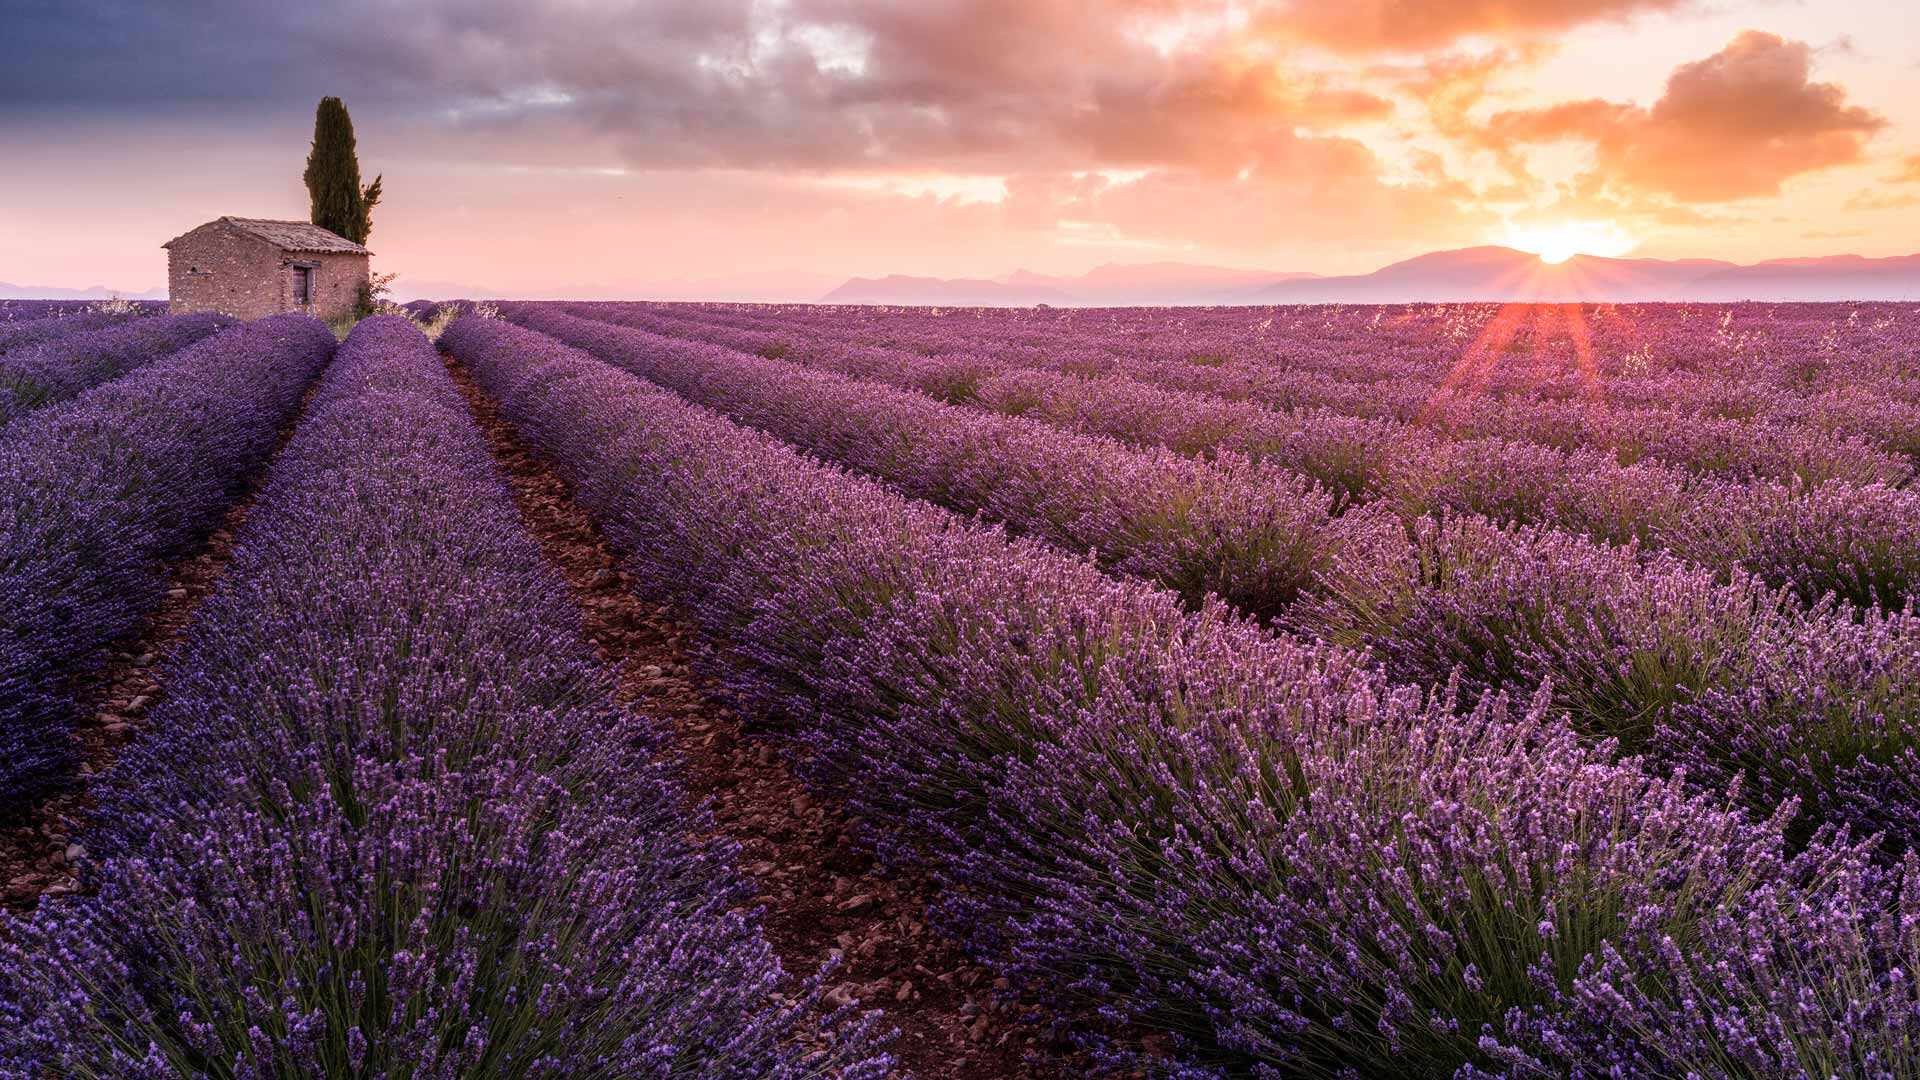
xmin=1 ymin=384 xmax=319 ymax=913
xmin=448 ymin=355 xmax=1091 ymax=1078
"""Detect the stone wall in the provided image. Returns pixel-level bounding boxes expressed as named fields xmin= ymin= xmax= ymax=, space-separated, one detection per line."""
xmin=167 ymin=222 xmax=368 ymax=322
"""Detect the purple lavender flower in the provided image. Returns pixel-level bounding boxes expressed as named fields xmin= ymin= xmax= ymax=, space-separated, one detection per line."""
xmin=0 ymin=317 xmax=890 ymax=1077
xmin=0 ymin=314 xmax=333 ymax=816
xmin=441 ymin=311 xmax=1919 ymax=1077
xmin=0 ymin=312 xmax=232 ymax=427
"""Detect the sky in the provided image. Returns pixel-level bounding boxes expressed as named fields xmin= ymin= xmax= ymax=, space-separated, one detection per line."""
xmin=1 ymin=0 xmax=1917 ymax=299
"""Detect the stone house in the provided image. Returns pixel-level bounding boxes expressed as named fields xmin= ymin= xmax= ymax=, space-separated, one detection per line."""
xmin=163 ymin=217 xmax=370 ymax=322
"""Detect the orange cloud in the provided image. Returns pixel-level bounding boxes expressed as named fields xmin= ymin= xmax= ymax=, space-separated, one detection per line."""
xmin=1258 ymin=0 xmax=1690 ymax=53
xmin=1002 ymin=132 xmax=1486 ymax=252
xmin=1489 ymin=31 xmax=1884 ymax=201
xmin=1897 ymin=156 xmax=1920 ymax=183
xmin=1845 ymin=191 xmax=1920 ymax=212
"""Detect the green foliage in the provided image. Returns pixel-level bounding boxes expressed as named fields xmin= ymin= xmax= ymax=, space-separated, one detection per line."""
xmin=303 ymin=96 xmax=383 ymax=245
xmin=354 ymin=270 xmax=399 ymax=319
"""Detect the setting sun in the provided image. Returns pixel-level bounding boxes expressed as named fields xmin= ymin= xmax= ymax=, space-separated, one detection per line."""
xmin=1502 ymin=220 xmax=1639 ymax=264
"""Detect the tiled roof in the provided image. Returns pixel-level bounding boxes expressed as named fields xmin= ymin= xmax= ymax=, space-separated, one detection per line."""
xmin=165 ymin=216 xmax=371 ymax=255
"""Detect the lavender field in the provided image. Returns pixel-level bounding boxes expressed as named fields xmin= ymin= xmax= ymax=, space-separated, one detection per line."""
xmin=5 ymin=301 xmax=1920 ymax=1078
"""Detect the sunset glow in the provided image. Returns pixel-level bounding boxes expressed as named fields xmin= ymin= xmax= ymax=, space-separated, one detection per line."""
xmin=1502 ymin=220 xmax=1640 ymax=264
xmin=1 ymin=2 xmax=1917 ymax=298
xmin=7 ymin=2 xmax=1920 ymax=1070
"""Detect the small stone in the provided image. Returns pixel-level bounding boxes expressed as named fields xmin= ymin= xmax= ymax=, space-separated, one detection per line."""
xmin=895 ymin=981 xmax=913 ymax=1002
xmin=134 ymin=652 xmax=156 ymax=666
xmin=65 ymin=844 xmax=85 ymax=863
xmin=43 ymin=882 xmax=77 ymax=897
xmin=837 ymin=893 xmax=875 ymax=913
xmin=126 ymin=695 xmax=150 ymax=713
xmin=166 ymin=588 xmax=188 ymax=599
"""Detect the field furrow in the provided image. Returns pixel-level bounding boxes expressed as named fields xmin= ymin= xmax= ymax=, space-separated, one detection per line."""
xmin=1 ymin=317 xmax=891 ymax=1076
xmin=442 ymin=311 xmax=1919 ymax=1079
xmin=0 ymin=314 xmax=335 ymax=817
xmin=448 ymin=352 xmax=1083 ymax=1077
xmin=504 ymin=305 xmax=1920 ymax=856
xmin=0 ymin=312 xmax=234 ymax=428
xmin=560 ymin=302 xmax=1920 ymax=611
xmin=638 ymin=301 xmax=1920 ymax=463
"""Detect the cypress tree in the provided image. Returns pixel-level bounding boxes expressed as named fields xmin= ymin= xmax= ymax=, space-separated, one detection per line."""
xmin=303 ymin=97 xmax=383 ymax=245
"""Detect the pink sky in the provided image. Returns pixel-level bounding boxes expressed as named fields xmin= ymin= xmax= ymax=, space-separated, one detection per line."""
xmin=2 ymin=0 xmax=1916 ymax=299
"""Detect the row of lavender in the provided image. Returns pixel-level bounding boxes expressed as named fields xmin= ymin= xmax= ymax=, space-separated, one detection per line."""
xmin=702 ymin=300 xmax=1920 ymax=438
xmin=648 ymin=297 xmax=1920 ymax=390
xmin=1 ymin=318 xmax=889 ymax=1076
xmin=638 ymin=301 xmax=1920 ymax=473
xmin=511 ymin=305 xmax=1920 ymax=853
xmin=0 ymin=312 xmax=233 ymax=426
xmin=561 ymin=302 xmax=1920 ymax=611
xmin=0 ymin=309 xmax=144 ymax=358
xmin=0 ymin=300 xmax=165 ymax=325
xmin=444 ymin=312 xmax=1918 ymax=1078
xmin=0 ymin=315 xmax=334 ymax=816
xmin=677 ymin=301 xmax=1920 ymax=403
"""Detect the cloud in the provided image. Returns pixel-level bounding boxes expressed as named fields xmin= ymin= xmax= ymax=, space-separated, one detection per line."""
xmin=1255 ymin=0 xmax=1692 ymax=54
xmin=1001 ymin=132 xmax=1487 ymax=252
xmin=1488 ymin=31 xmax=1884 ymax=201
xmin=525 ymin=1 xmax=1412 ymax=174
xmin=1896 ymin=155 xmax=1920 ymax=183
xmin=1845 ymin=191 xmax=1920 ymax=212
xmin=0 ymin=1 xmax=1387 ymax=174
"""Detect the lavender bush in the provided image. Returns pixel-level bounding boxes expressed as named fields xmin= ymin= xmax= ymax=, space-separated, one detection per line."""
xmin=0 ymin=314 xmax=333 ymax=817
xmin=0 ymin=312 xmax=232 ymax=426
xmin=565 ymin=301 xmax=1918 ymax=483
xmin=443 ymin=312 xmax=1919 ymax=1078
xmin=510 ymin=305 xmax=1920 ymax=851
xmin=0 ymin=300 xmax=101 ymax=323
xmin=0 ymin=310 xmax=133 ymax=357
xmin=509 ymin=305 xmax=1400 ymax=623
xmin=558 ymin=303 xmax=1920 ymax=608
xmin=0 ymin=297 xmax=107 ymax=322
xmin=0 ymin=317 xmax=889 ymax=1078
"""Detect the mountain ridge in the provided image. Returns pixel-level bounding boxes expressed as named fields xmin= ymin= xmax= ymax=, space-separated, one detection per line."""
xmin=0 ymin=281 xmax=167 ymax=301
xmin=821 ymin=248 xmax=1920 ymax=306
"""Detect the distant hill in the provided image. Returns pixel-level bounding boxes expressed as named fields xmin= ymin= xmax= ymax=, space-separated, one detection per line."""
xmin=822 ymin=248 xmax=1920 ymax=307
xmin=0 ymin=281 xmax=166 ymax=301
xmin=1680 ymin=254 xmax=1920 ymax=302
xmin=823 ymin=275 xmax=1081 ymax=306
xmin=1240 ymin=247 xmax=1920 ymax=304
xmin=823 ymin=262 xmax=1318 ymax=306
xmin=391 ymin=270 xmax=843 ymax=303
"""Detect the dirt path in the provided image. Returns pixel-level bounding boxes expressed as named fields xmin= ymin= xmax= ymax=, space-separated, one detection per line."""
xmin=1 ymin=383 xmax=320 ymax=912
xmin=448 ymin=354 xmax=1088 ymax=1078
